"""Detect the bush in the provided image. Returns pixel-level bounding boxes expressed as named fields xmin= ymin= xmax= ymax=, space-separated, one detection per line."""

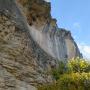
xmin=51 ymin=61 xmax=66 ymax=80
xmin=38 ymin=73 xmax=90 ymax=90
xmin=38 ymin=58 xmax=90 ymax=90
xmin=38 ymin=83 xmax=59 ymax=90
xmin=67 ymin=58 xmax=90 ymax=73
xmin=58 ymin=73 xmax=90 ymax=90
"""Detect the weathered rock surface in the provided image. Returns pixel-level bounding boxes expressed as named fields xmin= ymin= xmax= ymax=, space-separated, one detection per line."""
xmin=18 ymin=0 xmax=82 ymax=60
xmin=0 ymin=0 xmax=82 ymax=90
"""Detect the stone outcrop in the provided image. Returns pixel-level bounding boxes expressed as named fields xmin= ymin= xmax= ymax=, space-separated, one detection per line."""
xmin=18 ymin=0 xmax=81 ymax=60
xmin=0 ymin=0 xmax=82 ymax=90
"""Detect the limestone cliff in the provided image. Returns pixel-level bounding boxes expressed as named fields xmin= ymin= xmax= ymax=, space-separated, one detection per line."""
xmin=0 ymin=0 xmax=81 ymax=90
xmin=17 ymin=0 xmax=81 ymax=60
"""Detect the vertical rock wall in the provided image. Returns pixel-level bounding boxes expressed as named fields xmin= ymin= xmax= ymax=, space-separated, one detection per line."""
xmin=18 ymin=0 xmax=81 ymax=61
xmin=0 ymin=0 xmax=82 ymax=90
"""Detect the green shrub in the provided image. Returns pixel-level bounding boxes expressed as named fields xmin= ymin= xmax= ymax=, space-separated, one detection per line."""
xmin=67 ymin=58 xmax=90 ymax=73
xmin=38 ymin=83 xmax=59 ymax=90
xmin=51 ymin=61 xmax=66 ymax=80
xmin=38 ymin=58 xmax=90 ymax=90
xmin=38 ymin=73 xmax=90 ymax=90
xmin=58 ymin=72 xmax=90 ymax=90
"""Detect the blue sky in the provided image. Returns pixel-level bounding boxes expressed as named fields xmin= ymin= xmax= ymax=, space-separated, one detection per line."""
xmin=50 ymin=0 xmax=90 ymax=59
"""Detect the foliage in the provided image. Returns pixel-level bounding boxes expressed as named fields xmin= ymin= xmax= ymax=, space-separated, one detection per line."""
xmin=38 ymin=83 xmax=59 ymax=90
xmin=67 ymin=57 xmax=90 ymax=73
xmin=58 ymin=72 xmax=90 ymax=90
xmin=51 ymin=61 xmax=66 ymax=80
xmin=38 ymin=58 xmax=90 ymax=90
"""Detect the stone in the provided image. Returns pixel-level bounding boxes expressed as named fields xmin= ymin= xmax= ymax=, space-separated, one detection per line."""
xmin=0 ymin=0 xmax=82 ymax=90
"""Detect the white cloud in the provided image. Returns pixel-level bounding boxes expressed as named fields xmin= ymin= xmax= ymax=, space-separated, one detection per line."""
xmin=73 ymin=22 xmax=81 ymax=30
xmin=77 ymin=43 xmax=90 ymax=60
xmin=44 ymin=0 xmax=50 ymax=2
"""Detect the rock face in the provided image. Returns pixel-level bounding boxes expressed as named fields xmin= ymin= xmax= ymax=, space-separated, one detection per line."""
xmin=0 ymin=0 xmax=81 ymax=90
xmin=18 ymin=0 xmax=81 ymax=60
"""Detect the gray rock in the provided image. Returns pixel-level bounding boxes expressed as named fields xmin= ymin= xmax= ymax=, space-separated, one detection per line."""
xmin=0 ymin=0 xmax=82 ymax=90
